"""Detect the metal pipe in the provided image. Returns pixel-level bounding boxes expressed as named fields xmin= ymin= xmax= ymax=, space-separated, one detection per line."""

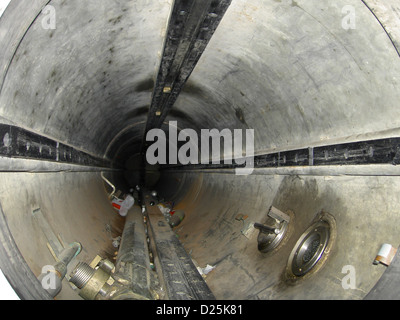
xmin=38 ymin=242 xmax=81 ymax=298
xmin=54 ymin=242 xmax=82 ymax=278
xmin=254 ymin=223 xmax=279 ymax=235
xmin=101 ymin=171 xmax=116 ymax=199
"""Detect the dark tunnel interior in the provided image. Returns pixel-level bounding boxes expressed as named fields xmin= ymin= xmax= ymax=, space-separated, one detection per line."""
xmin=0 ymin=0 xmax=400 ymax=300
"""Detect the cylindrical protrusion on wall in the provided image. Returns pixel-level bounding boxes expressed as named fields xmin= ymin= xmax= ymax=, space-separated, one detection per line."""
xmin=69 ymin=262 xmax=95 ymax=289
xmin=374 ymin=244 xmax=397 ymax=266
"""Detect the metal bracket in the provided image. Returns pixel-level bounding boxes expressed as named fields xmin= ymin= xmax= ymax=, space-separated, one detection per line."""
xmin=32 ymin=207 xmax=65 ymax=259
xmin=268 ymin=206 xmax=290 ymax=224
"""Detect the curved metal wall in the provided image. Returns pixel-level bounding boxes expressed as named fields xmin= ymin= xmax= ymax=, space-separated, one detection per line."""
xmin=0 ymin=0 xmax=399 ymax=299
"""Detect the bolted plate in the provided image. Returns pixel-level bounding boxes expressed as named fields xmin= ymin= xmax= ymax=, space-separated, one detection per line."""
xmin=289 ymin=220 xmax=330 ymax=277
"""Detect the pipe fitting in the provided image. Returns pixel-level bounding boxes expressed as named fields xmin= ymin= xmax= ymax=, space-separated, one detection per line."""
xmin=38 ymin=242 xmax=82 ymax=298
xmin=69 ymin=261 xmax=112 ymax=300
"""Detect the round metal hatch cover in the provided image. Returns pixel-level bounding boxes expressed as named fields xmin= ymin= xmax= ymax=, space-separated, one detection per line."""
xmin=257 ymin=220 xmax=289 ymax=253
xmin=289 ymin=220 xmax=330 ymax=277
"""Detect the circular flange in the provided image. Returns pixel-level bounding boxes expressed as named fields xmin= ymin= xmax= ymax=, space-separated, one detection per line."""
xmin=288 ymin=220 xmax=331 ymax=277
xmin=257 ymin=220 xmax=289 ymax=253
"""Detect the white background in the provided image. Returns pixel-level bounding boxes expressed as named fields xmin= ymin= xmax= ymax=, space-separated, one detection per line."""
xmin=0 ymin=269 xmax=20 ymax=300
xmin=0 ymin=0 xmax=11 ymax=17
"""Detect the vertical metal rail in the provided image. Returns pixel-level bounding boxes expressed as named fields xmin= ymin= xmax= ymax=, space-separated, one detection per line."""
xmin=142 ymin=0 xmax=232 ymax=144
xmin=144 ymin=196 xmax=215 ymax=300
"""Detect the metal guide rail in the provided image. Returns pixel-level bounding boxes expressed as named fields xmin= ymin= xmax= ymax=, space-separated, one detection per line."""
xmin=144 ymin=196 xmax=215 ymax=300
